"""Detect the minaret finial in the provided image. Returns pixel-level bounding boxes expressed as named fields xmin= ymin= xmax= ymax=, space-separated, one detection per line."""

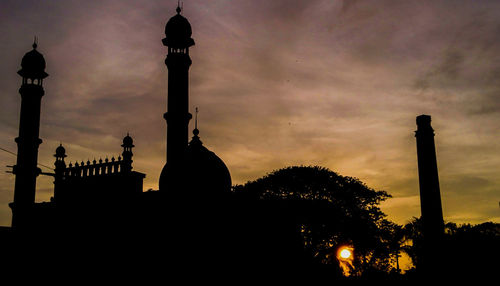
xmin=195 ymin=107 xmax=198 ymax=130
xmin=176 ymin=1 xmax=181 ymax=14
xmin=193 ymin=107 xmax=199 ymax=136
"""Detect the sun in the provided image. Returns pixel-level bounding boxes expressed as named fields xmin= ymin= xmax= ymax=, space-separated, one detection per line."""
xmin=338 ymin=247 xmax=352 ymax=260
xmin=336 ymin=246 xmax=354 ymax=276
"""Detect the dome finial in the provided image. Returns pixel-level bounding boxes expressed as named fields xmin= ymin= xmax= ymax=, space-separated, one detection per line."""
xmin=195 ymin=107 xmax=198 ymax=129
xmin=176 ymin=1 xmax=181 ymax=14
xmin=193 ymin=107 xmax=199 ymax=136
xmin=33 ymin=36 xmax=38 ymax=49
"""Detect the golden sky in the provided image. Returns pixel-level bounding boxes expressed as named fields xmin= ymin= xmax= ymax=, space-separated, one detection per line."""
xmin=1 ymin=0 xmax=499 ymax=226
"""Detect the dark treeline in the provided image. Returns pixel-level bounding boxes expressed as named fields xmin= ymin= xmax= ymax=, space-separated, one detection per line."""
xmin=233 ymin=165 xmax=499 ymax=281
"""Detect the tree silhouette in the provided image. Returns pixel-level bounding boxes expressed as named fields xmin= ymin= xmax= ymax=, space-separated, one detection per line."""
xmin=400 ymin=217 xmax=424 ymax=271
xmin=233 ymin=166 xmax=399 ymax=277
xmin=402 ymin=218 xmax=499 ymax=279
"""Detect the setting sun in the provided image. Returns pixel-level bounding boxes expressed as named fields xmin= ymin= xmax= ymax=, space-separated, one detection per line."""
xmin=340 ymin=248 xmax=352 ymax=259
xmin=337 ymin=246 xmax=354 ymax=276
xmin=337 ymin=246 xmax=354 ymax=261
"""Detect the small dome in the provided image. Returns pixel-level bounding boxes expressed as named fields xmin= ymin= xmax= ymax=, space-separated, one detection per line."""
xmin=163 ymin=8 xmax=195 ymax=49
xmin=55 ymin=144 xmax=66 ymax=158
xmin=122 ymin=133 xmax=134 ymax=147
xmin=18 ymin=43 xmax=49 ymax=80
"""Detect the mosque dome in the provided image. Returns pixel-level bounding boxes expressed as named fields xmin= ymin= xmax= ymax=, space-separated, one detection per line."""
xmin=159 ymin=129 xmax=232 ymax=197
xmin=183 ymin=129 xmax=232 ymax=194
xmin=162 ymin=7 xmax=195 ymax=49
xmin=18 ymin=42 xmax=49 ymax=80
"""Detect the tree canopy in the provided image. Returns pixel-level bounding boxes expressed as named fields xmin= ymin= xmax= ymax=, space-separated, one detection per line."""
xmin=233 ymin=166 xmax=400 ymax=277
xmin=402 ymin=217 xmax=499 ymax=279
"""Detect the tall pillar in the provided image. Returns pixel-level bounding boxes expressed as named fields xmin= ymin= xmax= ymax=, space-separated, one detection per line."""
xmin=159 ymin=6 xmax=195 ymax=192
xmin=164 ymin=50 xmax=192 ymax=166
xmin=415 ymin=114 xmax=444 ymax=274
xmin=10 ymin=42 xmax=49 ymax=229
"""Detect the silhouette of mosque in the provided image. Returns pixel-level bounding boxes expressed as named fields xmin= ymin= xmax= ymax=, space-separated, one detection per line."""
xmin=3 ymin=5 xmax=445 ymax=277
xmin=4 ymin=6 xmax=312 ymax=275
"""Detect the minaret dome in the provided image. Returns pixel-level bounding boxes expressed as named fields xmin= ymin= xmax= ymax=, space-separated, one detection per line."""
xmin=122 ymin=133 xmax=134 ymax=148
xmin=162 ymin=6 xmax=195 ymax=50
xmin=18 ymin=41 xmax=49 ymax=83
xmin=54 ymin=144 xmax=66 ymax=159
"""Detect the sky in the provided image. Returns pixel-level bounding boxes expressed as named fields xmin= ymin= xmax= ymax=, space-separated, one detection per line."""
xmin=0 ymin=0 xmax=499 ymax=227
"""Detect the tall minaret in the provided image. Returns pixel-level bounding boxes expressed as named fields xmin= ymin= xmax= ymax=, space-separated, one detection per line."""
xmin=415 ymin=115 xmax=444 ymax=272
xmin=415 ymin=115 xmax=444 ymax=239
xmin=159 ymin=5 xmax=195 ymax=192
xmin=10 ymin=41 xmax=49 ymax=229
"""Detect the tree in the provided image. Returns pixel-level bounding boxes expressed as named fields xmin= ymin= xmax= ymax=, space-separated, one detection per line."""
xmin=402 ymin=218 xmax=499 ymax=279
xmin=233 ymin=166 xmax=399 ymax=277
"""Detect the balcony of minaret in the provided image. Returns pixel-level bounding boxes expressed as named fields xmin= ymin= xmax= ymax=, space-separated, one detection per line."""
xmin=168 ymin=47 xmax=189 ymax=55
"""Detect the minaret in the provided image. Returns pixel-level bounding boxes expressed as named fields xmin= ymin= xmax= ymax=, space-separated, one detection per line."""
xmin=53 ymin=144 xmax=67 ymax=202
xmin=121 ymin=133 xmax=134 ymax=173
xmin=415 ymin=115 xmax=444 ymax=272
xmin=159 ymin=5 xmax=195 ymax=192
xmin=10 ymin=40 xmax=49 ymax=229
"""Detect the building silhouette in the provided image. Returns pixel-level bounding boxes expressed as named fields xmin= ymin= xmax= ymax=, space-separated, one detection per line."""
xmin=4 ymin=6 xmax=307 ymax=276
xmin=415 ymin=115 xmax=444 ymax=239
xmin=3 ymin=6 xmax=453 ymax=279
xmin=10 ymin=40 xmax=48 ymax=230
xmin=9 ymin=40 xmax=146 ymax=231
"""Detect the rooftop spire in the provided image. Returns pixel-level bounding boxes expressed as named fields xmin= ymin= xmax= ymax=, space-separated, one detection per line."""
xmin=193 ymin=107 xmax=199 ymax=136
xmin=33 ymin=36 xmax=38 ymax=49
xmin=176 ymin=1 xmax=181 ymax=14
xmin=195 ymin=107 xmax=198 ymax=128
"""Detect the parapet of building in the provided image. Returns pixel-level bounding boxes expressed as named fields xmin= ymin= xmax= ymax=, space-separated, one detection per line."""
xmin=53 ymin=134 xmax=145 ymax=206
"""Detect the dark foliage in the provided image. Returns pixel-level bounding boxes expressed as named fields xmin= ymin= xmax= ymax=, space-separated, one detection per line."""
xmin=233 ymin=166 xmax=400 ymax=277
xmin=403 ymin=217 xmax=499 ymax=280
